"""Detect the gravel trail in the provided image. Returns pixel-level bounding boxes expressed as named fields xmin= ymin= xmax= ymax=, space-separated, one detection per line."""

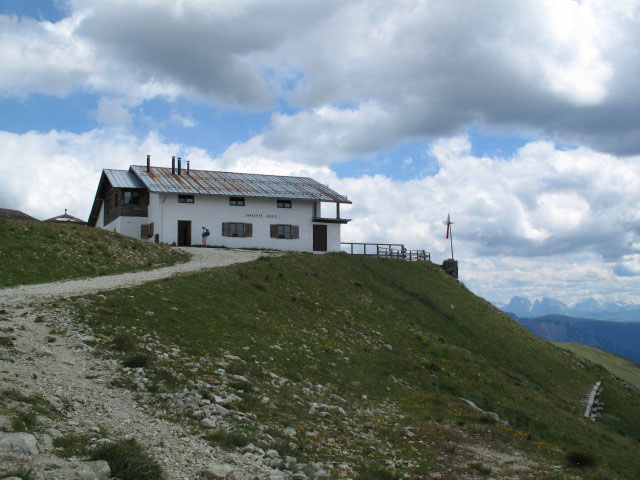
xmin=0 ymin=247 xmax=289 ymax=480
xmin=0 ymin=247 xmax=264 ymax=308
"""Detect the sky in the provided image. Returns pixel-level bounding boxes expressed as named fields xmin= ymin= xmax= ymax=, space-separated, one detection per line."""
xmin=1 ymin=0 xmax=640 ymax=305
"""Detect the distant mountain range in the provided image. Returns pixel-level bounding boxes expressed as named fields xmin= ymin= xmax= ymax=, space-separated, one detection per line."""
xmin=510 ymin=314 xmax=640 ymax=364
xmin=501 ymin=296 xmax=640 ymax=322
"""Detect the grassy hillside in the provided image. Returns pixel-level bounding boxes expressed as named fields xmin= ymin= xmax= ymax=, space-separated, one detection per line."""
xmin=70 ymin=253 xmax=640 ymax=479
xmin=555 ymin=342 xmax=640 ymax=389
xmin=0 ymin=218 xmax=189 ymax=287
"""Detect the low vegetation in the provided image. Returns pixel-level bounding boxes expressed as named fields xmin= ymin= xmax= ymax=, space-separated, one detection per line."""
xmin=70 ymin=253 xmax=640 ymax=478
xmin=0 ymin=218 xmax=189 ymax=287
xmin=91 ymin=438 xmax=163 ymax=480
xmin=555 ymin=341 xmax=640 ymax=388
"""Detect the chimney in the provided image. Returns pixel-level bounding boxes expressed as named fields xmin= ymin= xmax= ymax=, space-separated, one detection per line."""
xmin=187 ymin=160 xmax=190 ymax=175
xmin=177 ymin=157 xmax=182 ymax=175
xmin=172 ymin=156 xmax=175 ymax=175
xmin=146 ymin=154 xmax=150 ymax=172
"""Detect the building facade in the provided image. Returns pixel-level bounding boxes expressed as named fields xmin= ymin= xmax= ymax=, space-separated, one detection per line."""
xmin=88 ymin=157 xmax=351 ymax=252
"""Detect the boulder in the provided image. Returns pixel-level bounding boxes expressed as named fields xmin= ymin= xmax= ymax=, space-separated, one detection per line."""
xmin=77 ymin=460 xmax=111 ymax=480
xmin=201 ymin=464 xmax=234 ymax=479
xmin=0 ymin=432 xmax=39 ymax=455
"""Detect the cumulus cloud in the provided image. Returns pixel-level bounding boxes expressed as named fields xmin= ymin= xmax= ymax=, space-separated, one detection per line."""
xmin=3 ymin=1 xmax=640 ymax=152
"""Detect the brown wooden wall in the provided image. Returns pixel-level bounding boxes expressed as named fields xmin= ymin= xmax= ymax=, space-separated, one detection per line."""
xmin=103 ymin=185 xmax=149 ymax=226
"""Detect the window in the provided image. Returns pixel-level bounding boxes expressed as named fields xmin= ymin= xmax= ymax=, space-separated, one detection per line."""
xmin=222 ymin=222 xmax=252 ymax=237
xmin=230 ymin=223 xmax=244 ymax=237
xmin=229 ymin=197 xmax=245 ymax=206
xmin=270 ymin=224 xmax=299 ymax=239
xmin=124 ymin=190 xmax=140 ymax=205
xmin=277 ymin=199 xmax=291 ymax=208
xmin=277 ymin=225 xmax=291 ymax=238
xmin=178 ymin=195 xmax=194 ymax=203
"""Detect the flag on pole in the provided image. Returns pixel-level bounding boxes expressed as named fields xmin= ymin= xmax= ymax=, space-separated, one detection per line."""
xmin=444 ymin=214 xmax=454 ymax=239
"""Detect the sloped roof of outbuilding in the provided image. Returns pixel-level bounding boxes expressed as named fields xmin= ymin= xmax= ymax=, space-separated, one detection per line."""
xmin=0 ymin=208 xmax=39 ymax=221
xmin=130 ymin=166 xmax=351 ymax=204
xmin=44 ymin=209 xmax=86 ymax=223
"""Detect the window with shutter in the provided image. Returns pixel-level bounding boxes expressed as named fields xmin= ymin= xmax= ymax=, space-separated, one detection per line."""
xmin=271 ymin=224 xmax=299 ymax=239
xmin=141 ymin=224 xmax=149 ymax=238
xmin=244 ymin=223 xmax=252 ymax=237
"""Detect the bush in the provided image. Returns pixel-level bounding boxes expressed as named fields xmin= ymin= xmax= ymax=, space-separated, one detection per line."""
xmin=53 ymin=434 xmax=92 ymax=458
xmin=468 ymin=462 xmax=492 ymax=475
xmin=11 ymin=410 xmax=37 ymax=432
xmin=356 ymin=465 xmax=400 ymax=479
xmin=122 ymin=353 xmax=150 ymax=368
xmin=111 ymin=331 xmax=137 ymax=352
xmin=92 ymin=438 xmax=162 ymax=480
xmin=566 ymin=449 xmax=597 ymax=468
xmin=204 ymin=429 xmax=251 ymax=449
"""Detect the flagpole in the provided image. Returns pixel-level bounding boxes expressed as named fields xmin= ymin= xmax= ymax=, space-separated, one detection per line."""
xmin=450 ymin=224 xmax=454 ymax=260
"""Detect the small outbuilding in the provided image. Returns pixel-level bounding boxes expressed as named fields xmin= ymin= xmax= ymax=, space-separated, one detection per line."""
xmin=45 ymin=209 xmax=86 ymax=224
xmin=0 ymin=208 xmax=39 ymax=221
xmin=88 ymin=156 xmax=351 ymax=252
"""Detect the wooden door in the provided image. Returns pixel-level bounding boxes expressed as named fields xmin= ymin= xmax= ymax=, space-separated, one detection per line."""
xmin=177 ymin=220 xmax=191 ymax=246
xmin=313 ymin=224 xmax=327 ymax=252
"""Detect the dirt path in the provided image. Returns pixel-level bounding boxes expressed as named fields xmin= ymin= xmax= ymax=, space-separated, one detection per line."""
xmin=0 ymin=247 xmax=291 ymax=480
xmin=0 ymin=247 xmax=264 ymax=308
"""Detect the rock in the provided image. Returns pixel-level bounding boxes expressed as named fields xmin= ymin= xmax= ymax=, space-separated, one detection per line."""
xmin=77 ymin=460 xmax=111 ymax=480
xmin=283 ymin=427 xmax=296 ymax=438
xmin=265 ymin=449 xmax=280 ymax=459
xmin=36 ymin=433 xmax=54 ymax=452
xmin=0 ymin=432 xmax=39 ymax=455
xmin=0 ymin=415 xmax=10 ymax=430
xmin=201 ymin=463 xmax=234 ymax=479
xmin=269 ymin=474 xmax=287 ymax=480
xmin=200 ymin=417 xmax=218 ymax=428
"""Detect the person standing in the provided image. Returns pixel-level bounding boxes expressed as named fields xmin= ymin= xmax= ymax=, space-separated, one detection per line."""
xmin=201 ymin=225 xmax=210 ymax=247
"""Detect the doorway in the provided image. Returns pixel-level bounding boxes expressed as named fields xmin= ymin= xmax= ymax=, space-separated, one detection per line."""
xmin=177 ymin=220 xmax=191 ymax=246
xmin=313 ymin=224 xmax=327 ymax=252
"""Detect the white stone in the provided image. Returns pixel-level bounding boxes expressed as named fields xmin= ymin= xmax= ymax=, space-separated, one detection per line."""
xmin=0 ymin=432 xmax=39 ymax=455
xmin=78 ymin=460 xmax=111 ymax=480
xmin=201 ymin=464 xmax=234 ymax=479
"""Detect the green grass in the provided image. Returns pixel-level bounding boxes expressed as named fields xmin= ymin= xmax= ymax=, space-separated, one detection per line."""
xmin=0 ymin=218 xmax=189 ymax=287
xmin=203 ymin=429 xmax=254 ymax=449
xmin=70 ymin=253 xmax=640 ymax=479
xmin=53 ymin=434 xmax=92 ymax=458
xmin=91 ymin=439 xmax=162 ymax=480
xmin=555 ymin=342 xmax=640 ymax=388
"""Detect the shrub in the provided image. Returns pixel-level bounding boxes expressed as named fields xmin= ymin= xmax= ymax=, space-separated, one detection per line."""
xmin=11 ymin=410 xmax=37 ymax=432
xmin=468 ymin=462 xmax=492 ymax=475
xmin=356 ymin=465 xmax=400 ymax=479
xmin=566 ymin=449 xmax=597 ymax=468
xmin=92 ymin=439 xmax=162 ymax=480
xmin=204 ymin=430 xmax=251 ymax=449
xmin=111 ymin=331 xmax=137 ymax=353
xmin=53 ymin=434 xmax=92 ymax=458
xmin=122 ymin=353 xmax=150 ymax=369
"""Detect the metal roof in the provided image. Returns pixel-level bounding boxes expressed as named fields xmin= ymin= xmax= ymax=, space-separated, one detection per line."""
xmin=104 ymin=169 xmax=146 ymax=189
xmin=130 ymin=165 xmax=351 ymax=203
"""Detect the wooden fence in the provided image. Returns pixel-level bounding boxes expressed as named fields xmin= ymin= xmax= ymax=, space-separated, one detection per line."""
xmin=341 ymin=242 xmax=430 ymax=262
